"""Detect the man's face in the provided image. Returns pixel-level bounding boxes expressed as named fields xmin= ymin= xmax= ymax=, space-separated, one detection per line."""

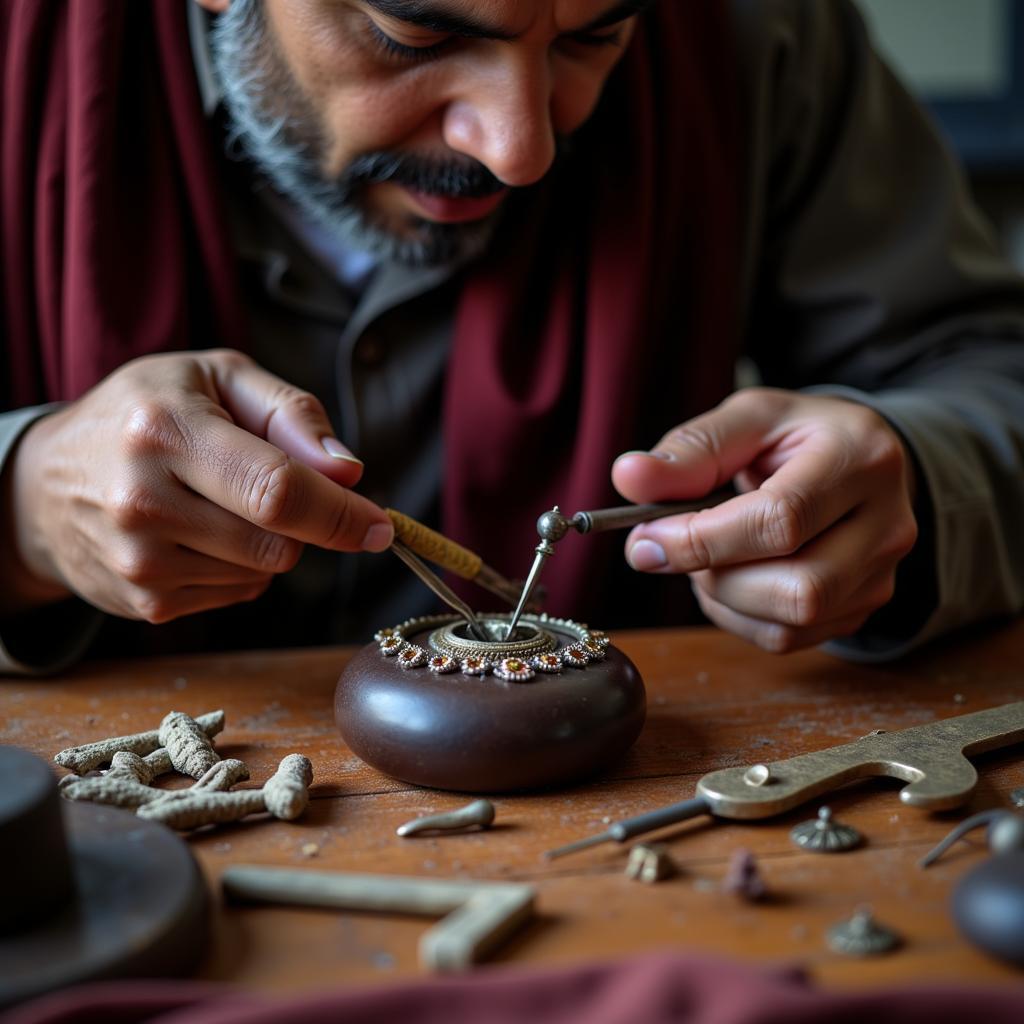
xmin=203 ymin=0 xmax=647 ymax=264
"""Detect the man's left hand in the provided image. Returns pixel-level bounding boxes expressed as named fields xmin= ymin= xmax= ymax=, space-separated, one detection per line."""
xmin=611 ymin=389 xmax=919 ymax=653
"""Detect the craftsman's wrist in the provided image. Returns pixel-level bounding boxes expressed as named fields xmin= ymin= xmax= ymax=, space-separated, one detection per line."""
xmin=0 ymin=412 xmax=72 ymax=612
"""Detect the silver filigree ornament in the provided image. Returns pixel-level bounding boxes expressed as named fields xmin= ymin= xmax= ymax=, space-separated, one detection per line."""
xmin=826 ymin=907 xmax=900 ymax=956
xmin=372 ymin=614 xmax=612 ymax=682
xmin=397 ymin=645 xmax=428 ymax=669
xmin=427 ymin=654 xmax=458 ymax=674
xmin=790 ymin=806 xmax=862 ymax=852
xmin=561 ymin=647 xmax=590 ymax=668
xmin=532 ymin=653 xmax=563 ymax=673
xmin=379 ymin=635 xmax=405 ymax=656
xmin=493 ymin=658 xmax=536 ymax=683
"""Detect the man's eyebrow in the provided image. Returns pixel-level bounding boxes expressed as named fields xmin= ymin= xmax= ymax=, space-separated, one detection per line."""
xmin=582 ymin=0 xmax=659 ymax=33
xmin=360 ymin=0 xmax=659 ymax=41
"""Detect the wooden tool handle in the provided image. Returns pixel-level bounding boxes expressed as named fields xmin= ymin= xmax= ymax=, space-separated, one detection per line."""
xmin=386 ymin=510 xmax=482 ymax=580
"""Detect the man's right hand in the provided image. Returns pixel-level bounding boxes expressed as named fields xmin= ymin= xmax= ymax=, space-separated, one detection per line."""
xmin=1 ymin=350 xmax=394 ymax=622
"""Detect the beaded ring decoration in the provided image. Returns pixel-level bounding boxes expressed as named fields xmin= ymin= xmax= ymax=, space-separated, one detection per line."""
xmin=494 ymin=658 xmax=536 ymax=683
xmin=372 ymin=614 xmax=610 ymax=683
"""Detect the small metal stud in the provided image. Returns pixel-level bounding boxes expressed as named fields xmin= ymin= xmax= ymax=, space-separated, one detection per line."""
xmin=743 ymin=763 xmax=772 ymax=787
xmin=790 ymin=806 xmax=862 ymax=852
xmin=826 ymin=907 xmax=900 ymax=956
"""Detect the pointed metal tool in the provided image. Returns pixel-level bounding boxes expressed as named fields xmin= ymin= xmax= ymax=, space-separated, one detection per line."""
xmin=505 ymin=489 xmax=735 ymax=641
xmin=390 ymin=540 xmax=489 ymax=641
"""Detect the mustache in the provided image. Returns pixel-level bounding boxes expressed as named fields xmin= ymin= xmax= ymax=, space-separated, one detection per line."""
xmin=339 ymin=152 xmax=507 ymax=199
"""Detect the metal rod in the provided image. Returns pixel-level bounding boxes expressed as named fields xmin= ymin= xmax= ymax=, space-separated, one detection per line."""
xmin=390 ymin=540 xmax=489 ymax=641
xmin=543 ymin=796 xmax=712 ymax=860
xmin=570 ymin=490 xmax=735 ymax=535
xmin=504 ymin=540 xmax=554 ymax=641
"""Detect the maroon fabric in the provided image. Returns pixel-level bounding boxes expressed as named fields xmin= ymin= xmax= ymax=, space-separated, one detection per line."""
xmin=443 ymin=5 xmax=740 ymax=621
xmin=0 ymin=0 xmax=739 ymax=625
xmin=3 ymin=953 xmax=1024 ymax=1024
xmin=0 ymin=0 xmax=247 ymax=404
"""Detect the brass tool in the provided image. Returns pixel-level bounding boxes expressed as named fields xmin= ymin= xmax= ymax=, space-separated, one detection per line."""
xmin=544 ymin=701 xmax=1024 ymax=860
xmin=386 ymin=509 xmax=526 ymax=608
xmin=505 ymin=488 xmax=735 ymax=640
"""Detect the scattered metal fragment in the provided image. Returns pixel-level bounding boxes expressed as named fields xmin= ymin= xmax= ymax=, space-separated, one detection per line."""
xmin=221 ymin=864 xmax=535 ymax=972
xmin=396 ymin=799 xmax=496 ymax=837
xmin=826 ymin=907 xmax=900 ymax=956
xmin=54 ymin=710 xmax=225 ymax=774
xmin=790 ymin=806 xmax=861 ymax=852
xmin=743 ymin=763 xmax=772 ymax=787
xmin=722 ymin=848 xmax=766 ymax=901
xmin=624 ymin=843 xmax=676 ymax=883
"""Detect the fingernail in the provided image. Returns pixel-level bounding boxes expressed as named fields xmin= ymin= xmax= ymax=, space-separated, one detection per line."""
xmin=627 ymin=539 xmax=668 ymax=571
xmin=322 ymin=436 xmax=363 ymax=464
xmin=617 ymin=449 xmax=674 ymax=461
xmin=362 ymin=522 xmax=394 ymax=553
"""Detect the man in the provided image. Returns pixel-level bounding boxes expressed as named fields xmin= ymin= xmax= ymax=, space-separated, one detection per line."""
xmin=1 ymin=0 xmax=1022 ymax=673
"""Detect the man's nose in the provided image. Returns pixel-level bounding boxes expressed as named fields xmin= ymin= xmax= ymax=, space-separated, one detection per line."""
xmin=441 ymin=57 xmax=557 ymax=188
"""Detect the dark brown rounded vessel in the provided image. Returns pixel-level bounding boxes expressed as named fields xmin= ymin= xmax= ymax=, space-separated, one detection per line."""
xmin=334 ymin=614 xmax=646 ymax=792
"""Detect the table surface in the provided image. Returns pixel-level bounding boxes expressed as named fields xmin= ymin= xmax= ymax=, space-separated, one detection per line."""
xmin=2 ymin=620 xmax=1023 ymax=992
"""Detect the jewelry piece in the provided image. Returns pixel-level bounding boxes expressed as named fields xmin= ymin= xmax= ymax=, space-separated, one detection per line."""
xmin=379 ymin=635 xmax=404 ymax=656
xmin=427 ymin=654 xmax=458 ymax=674
xmin=790 ymin=806 xmax=861 ymax=852
xmin=372 ymin=614 xmax=610 ymax=684
xmin=576 ymin=638 xmax=606 ymax=662
xmin=561 ymin=647 xmax=589 ymax=668
xmin=397 ymin=645 xmax=428 ymax=670
xmin=494 ymin=658 xmax=536 ymax=683
xmin=532 ymin=653 xmax=563 ymax=673
xmin=826 ymin=907 xmax=900 ymax=956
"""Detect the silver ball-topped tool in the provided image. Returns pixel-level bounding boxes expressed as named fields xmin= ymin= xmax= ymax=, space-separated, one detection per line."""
xmin=790 ymin=806 xmax=862 ymax=852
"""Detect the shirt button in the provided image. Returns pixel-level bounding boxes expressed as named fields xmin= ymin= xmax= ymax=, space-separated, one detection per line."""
xmin=355 ymin=337 xmax=386 ymax=367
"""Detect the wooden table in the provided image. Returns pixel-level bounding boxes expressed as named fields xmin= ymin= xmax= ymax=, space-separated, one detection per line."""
xmin=2 ymin=620 xmax=1023 ymax=992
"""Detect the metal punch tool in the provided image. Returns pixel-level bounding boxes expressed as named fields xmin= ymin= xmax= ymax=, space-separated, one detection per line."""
xmin=545 ymin=701 xmax=1024 ymax=860
xmin=505 ymin=489 xmax=736 ymax=640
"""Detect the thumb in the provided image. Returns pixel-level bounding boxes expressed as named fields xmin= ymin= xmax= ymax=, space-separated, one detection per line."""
xmin=612 ymin=391 xmax=783 ymax=504
xmin=207 ymin=352 xmax=364 ymax=487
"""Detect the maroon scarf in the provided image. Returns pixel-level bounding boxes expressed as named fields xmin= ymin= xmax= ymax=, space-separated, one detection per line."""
xmin=0 ymin=0 xmax=739 ymax=627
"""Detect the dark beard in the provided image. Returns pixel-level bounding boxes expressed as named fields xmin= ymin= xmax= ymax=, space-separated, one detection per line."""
xmin=208 ymin=0 xmax=503 ymax=267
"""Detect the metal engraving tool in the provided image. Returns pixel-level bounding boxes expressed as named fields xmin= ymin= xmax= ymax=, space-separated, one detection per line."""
xmin=544 ymin=701 xmax=1024 ymax=859
xmin=504 ymin=489 xmax=735 ymax=640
